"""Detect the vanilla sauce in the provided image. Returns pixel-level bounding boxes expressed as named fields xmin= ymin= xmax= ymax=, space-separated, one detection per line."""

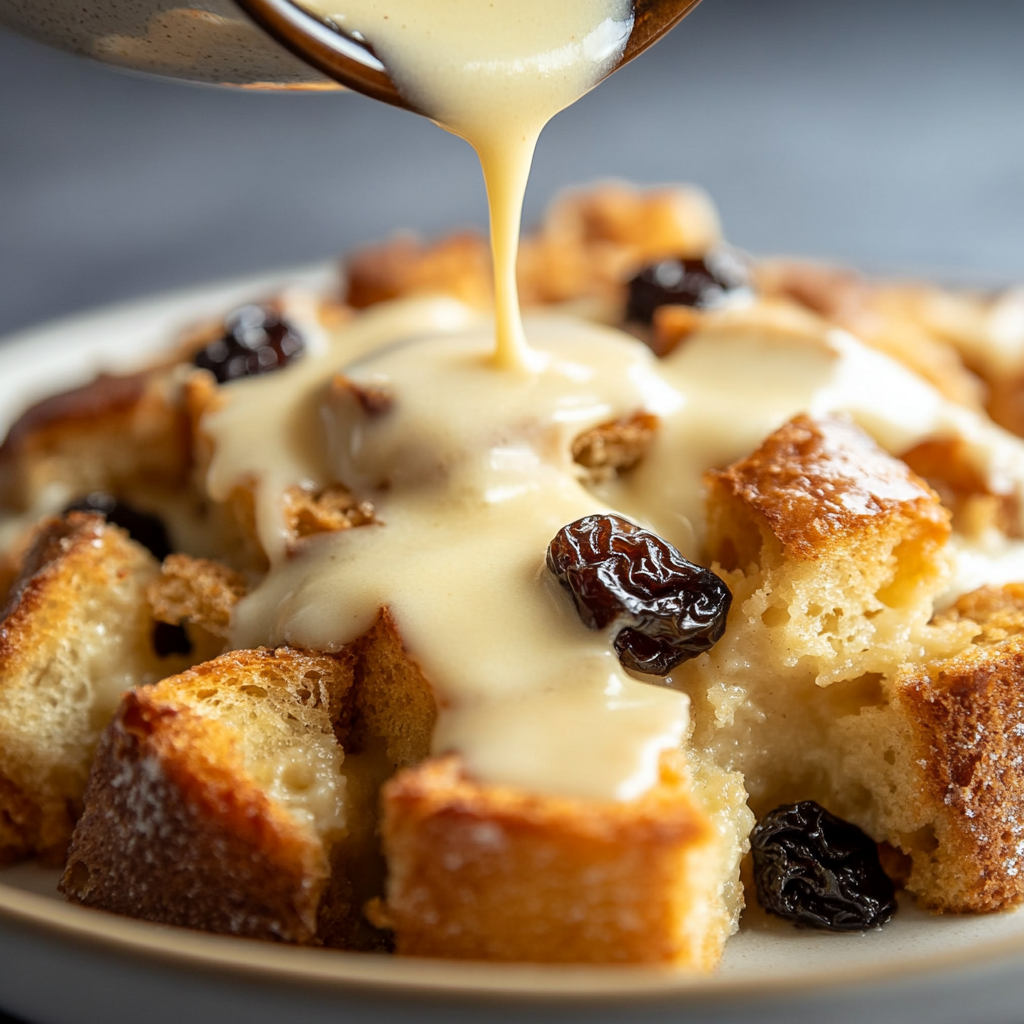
xmin=204 ymin=3 xmax=1024 ymax=802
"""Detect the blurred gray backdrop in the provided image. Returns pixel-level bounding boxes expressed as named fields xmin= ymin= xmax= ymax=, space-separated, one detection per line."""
xmin=1 ymin=0 xmax=1023 ymax=339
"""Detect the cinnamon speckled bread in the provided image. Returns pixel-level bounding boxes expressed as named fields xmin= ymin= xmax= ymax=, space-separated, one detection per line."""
xmin=0 ymin=513 xmax=163 ymax=863
xmin=59 ymin=647 xmax=380 ymax=946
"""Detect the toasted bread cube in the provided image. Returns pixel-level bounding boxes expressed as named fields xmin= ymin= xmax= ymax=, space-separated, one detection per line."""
xmin=705 ymin=415 xmax=951 ymax=684
xmin=351 ymin=610 xmax=750 ymax=967
xmin=380 ymin=752 xmax=736 ymax=968
xmin=0 ymin=513 xmax=162 ymax=863
xmin=59 ymin=647 xmax=389 ymax=946
xmin=901 ymin=436 xmax=1020 ymax=538
xmin=344 ymin=232 xmax=493 ymax=310
xmin=0 ymin=370 xmax=190 ymax=512
xmin=517 ymin=183 xmax=721 ymax=310
xmin=148 ymin=553 xmax=247 ymax=639
xmin=834 ymin=584 xmax=1024 ymax=911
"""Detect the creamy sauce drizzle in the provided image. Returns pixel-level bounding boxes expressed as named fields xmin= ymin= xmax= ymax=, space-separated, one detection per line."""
xmin=297 ymin=0 xmax=633 ymax=369
xmin=208 ymin=294 xmax=1024 ymax=801
xmin=199 ymin=1 xmax=1024 ymax=803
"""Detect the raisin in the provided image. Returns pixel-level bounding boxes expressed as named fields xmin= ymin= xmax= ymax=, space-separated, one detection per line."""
xmin=152 ymin=621 xmax=192 ymax=658
xmin=625 ymin=249 xmax=751 ymax=326
xmin=546 ymin=514 xmax=731 ymax=675
xmin=751 ymin=801 xmax=898 ymax=932
xmin=192 ymin=304 xmax=304 ymax=384
xmin=64 ymin=493 xmax=172 ymax=561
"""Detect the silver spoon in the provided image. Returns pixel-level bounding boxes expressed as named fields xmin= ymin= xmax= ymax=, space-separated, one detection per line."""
xmin=0 ymin=0 xmax=702 ymax=93
xmin=232 ymin=0 xmax=705 ymax=108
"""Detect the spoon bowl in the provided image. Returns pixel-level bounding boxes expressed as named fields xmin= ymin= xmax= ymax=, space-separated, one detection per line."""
xmin=233 ymin=0 xmax=704 ymax=108
xmin=0 ymin=0 xmax=701 ymax=93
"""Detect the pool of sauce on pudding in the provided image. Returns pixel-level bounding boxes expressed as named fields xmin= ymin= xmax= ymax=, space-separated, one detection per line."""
xmin=203 ymin=3 xmax=1024 ymax=803
xmin=208 ymin=292 xmax=1024 ymax=801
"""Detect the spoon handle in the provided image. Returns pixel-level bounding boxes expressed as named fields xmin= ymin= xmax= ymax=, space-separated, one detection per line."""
xmin=233 ymin=0 xmax=414 ymax=109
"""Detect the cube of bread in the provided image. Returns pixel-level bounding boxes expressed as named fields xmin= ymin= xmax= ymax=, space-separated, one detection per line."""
xmin=754 ymin=260 xmax=986 ymax=410
xmin=342 ymin=610 xmax=751 ymax=967
xmin=901 ymin=436 xmax=1020 ymax=539
xmin=346 ymin=608 xmax=437 ymax=772
xmin=148 ymin=553 xmax=247 ymax=663
xmin=0 ymin=370 xmax=190 ymax=513
xmin=0 ymin=513 xmax=162 ymax=863
xmin=379 ymin=752 xmax=739 ymax=968
xmin=344 ymin=232 xmax=493 ymax=310
xmin=705 ymin=414 xmax=951 ymax=685
xmin=59 ymin=647 xmax=388 ymax=947
xmin=832 ymin=584 xmax=1024 ymax=912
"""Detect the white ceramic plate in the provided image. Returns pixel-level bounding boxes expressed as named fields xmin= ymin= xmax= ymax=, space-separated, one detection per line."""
xmin=3 ymin=270 xmax=1024 ymax=1024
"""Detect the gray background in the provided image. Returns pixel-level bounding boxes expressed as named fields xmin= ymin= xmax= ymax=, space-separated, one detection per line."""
xmin=2 ymin=0 xmax=1024 ymax=340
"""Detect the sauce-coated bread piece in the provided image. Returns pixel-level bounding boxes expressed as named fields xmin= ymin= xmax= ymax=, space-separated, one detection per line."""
xmin=0 ymin=370 xmax=191 ymax=512
xmin=380 ymin=752 xmax=737 ymax=968
xmin=705 ymin=414 xmax=951 ymax=685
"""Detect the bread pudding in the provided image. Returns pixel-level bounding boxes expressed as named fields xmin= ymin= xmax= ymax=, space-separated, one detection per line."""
xmin=3 ymin=183 xmax=1024 ymax=967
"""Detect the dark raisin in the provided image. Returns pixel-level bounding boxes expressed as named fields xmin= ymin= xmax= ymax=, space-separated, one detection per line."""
xmin=64 ymin=493 xmax=172 ymax=561
xmin=625 ymin=249 xmax=751 ymax=326
xmin=192 ymin=304 xmax=304 ymax=384
xmin=546 ymin=514 xmax=731 ymax=676
xmin=152 ymin=621 xmax=192 ymax=658
xmin=751 ymin=801 xmax=898 ymax=932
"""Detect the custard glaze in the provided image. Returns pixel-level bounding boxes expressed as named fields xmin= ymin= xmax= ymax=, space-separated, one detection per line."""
xmin=209 ymin=294 xmax=1024 ymax=802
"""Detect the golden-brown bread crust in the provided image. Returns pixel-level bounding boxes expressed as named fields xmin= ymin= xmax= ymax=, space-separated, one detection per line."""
xmin=706 ymin=414 xmax=948 ymax=565
xmin=148 ymin=554 xmax=248 ymax=639
xmin=60 ymin=647 xmax=357 ymax=944
xmin=897 ymin=635 xmax=1024 ymax=911
xmin=283 ymin=485 xmax=376 ymax=543
xmin=0 ymin=513 xmax=161 ymax=863
xmin=0 ymin=371 xmax=192 ymax=512
xmin=381 ymin=753 xmax=723 ymax=967
xmin=348 ymin=609 xmax=438 ymax=772
xmin=755 ymin=260 xmax=986 ymax=410
xmin=517 ymin=183 xmax=721 ymax=311
xmin=900 ymin=436 xmax=1020 ymax=538
xmin=570 ymin=412 xmax=658 ymax=478
xmin=938 ymin=582 xmax=1024 ymax=642
xmin=344 ymin=232 xmax=493 ymax=310
xmin=340 ymin=184 xmax=721 ymax=318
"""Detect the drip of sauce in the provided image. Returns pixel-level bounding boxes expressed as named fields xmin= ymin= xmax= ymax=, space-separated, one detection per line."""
xmin=296 ymin=0 xmax=634 ymax=370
